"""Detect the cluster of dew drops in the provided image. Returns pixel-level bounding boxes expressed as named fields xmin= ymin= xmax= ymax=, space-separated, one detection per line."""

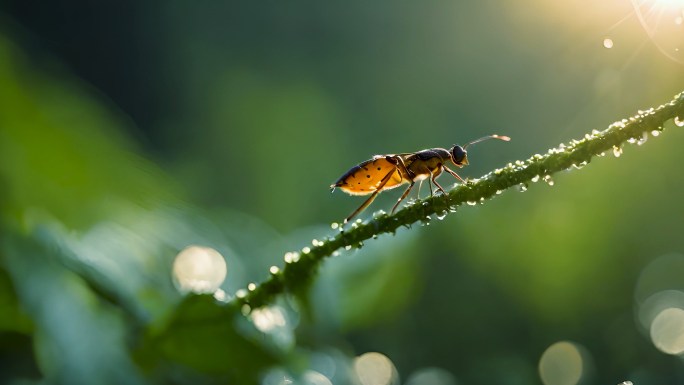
xmin=231 ymin=110 xmax=684 ymax=308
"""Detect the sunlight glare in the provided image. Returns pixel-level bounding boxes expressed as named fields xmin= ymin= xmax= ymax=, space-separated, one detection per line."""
xmin=631 ymin=0 xmax=684 ymax=63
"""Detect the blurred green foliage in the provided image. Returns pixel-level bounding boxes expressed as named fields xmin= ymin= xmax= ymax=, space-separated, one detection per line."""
xmin=2 ymin=1 xmax=684 ymax=385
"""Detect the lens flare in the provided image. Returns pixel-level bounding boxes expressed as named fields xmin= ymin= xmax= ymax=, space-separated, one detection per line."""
xmin=631 ymin=0 xmax=684 ymax=63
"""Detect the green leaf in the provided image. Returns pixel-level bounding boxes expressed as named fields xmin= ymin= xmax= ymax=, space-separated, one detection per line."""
xmin=140 ymin=295 xmax=280 ymax=384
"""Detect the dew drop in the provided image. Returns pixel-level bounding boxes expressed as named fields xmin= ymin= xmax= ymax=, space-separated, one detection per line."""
xmin=651 ymin=130 xmax=661 ymax=137
xmin=637 ymin=132 xmax=648 ymax=145
xmin=330 ymin=222 xmax=339 ymax=230
xmin=345 ymin=245 xmax=352 ymax=251
xmin=236 ymin=289 xmax=248 ymax=299
xmin=436 ymin=211 xmax=447 ymax=220
xmin=627 ymin=137 xmax=637 ymax=144
xmin=531 ymin=175 xmax=540 ymax=183
xmin=466 ymin=201 xmax=477 ymax=206
xmin=270 ymin=266 xmax=280 ymax=274
xmin=284 ymin=252 xmax=296 ymax=263
xmin=518 ymin=184 xmax=528 ymax=192
xmin=543 ymin=175 xmax=555 ymax=186
xmin=373 ymin=210 xmax=387 ymax=219
xmin=248 ymin=282 xmax=257 ymax=291
xmin=495 ymin=190 xmax=503 ymax=195
xmin=613 ymin=145 xmax=623 ymax=158
xmin=675 ymin=116 xmax=684 ymax=127
xmin=597 ymin=151 xmax=606 ymax=157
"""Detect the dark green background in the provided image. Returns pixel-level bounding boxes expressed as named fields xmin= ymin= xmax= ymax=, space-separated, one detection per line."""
xmin=1 ymin=1 xmax=684 ymax=384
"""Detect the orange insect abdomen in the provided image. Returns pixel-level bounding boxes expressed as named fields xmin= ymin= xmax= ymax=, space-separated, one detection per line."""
xmin=333 ymin=156 xmax=405 ymax=196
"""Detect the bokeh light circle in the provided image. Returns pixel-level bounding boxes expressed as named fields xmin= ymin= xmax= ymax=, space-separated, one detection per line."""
xmin=172 ymin=245 xmax=227 ymax=294
xmin=354 ymin=352 xmax=399 ymax=385
xmin=405 ymin=367 xmax=457 ymax=385
xmin=538 ymin=341 xmax=585 ymax=385
xmin=650 ymin=307 xmax=684 ymax=354
xmin=302 ymin=370 xmax=333 ymax=385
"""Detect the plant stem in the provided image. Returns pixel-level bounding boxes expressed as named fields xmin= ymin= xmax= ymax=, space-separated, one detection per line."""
xmin=235 ymin=91 xmax=684 ymax=310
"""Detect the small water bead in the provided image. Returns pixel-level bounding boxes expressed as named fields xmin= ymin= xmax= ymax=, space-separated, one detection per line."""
xmin=373 ymin=210 xmax=387 ymax=219
xmin=531 ymin=175 xmax=540 ymax=183
xmin=543 ymin=175 xmax=554 ymax=186
xmin=613 ymin=146 xmax=623 ymax=157
xmin=627 ymin=137 xmax=637 ymax=144
xmin=330 ymin=222 xmax=339 ymax=230
xmin=345 ymin=245 xmax=352 ymax=251
xmin=270 ymin=266 xmax=280 ymax=274
xmin=241 ymin=304 xmax=251 ymax=315
xmin=466 ymin=201 xmax=477 ymax=206
xmin=495 ymin=190 xmax=503 ymax=195
xmin=248 ymin=283 xmax=257 ymax=291
xmin=675 ymin=116 xmax=684 ymax=127
xmin=518 ymin=184 xmax=528 ymax=192
xmin=236 ymin=289 xmax=248 ymax=299
xmin=597 ymin=151 xmax=606 ymax=157
xmin=651 ymin=130 xmax=661 ymax=137
xmin=637 ymin=133 xmax=648 ymax=145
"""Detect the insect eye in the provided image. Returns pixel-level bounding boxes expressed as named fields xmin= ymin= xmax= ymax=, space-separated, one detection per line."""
xmin=451 ymin=145 xmax=467 ymax=164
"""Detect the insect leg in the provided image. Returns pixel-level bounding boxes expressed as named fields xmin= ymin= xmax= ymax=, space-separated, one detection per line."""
xmin=431 ymin=172 xmax=448 ymax=195
xmin=343 ymin=169 xmax=396 ymax=224
xmin=443 ymin=165 xmax=466 ymax=184
xmin=391 ymin=181 xmax=416 ymax=214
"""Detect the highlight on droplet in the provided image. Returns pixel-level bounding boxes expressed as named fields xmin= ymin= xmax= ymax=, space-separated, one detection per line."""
xmin=354 ymin=352 xmax=399 ymax=385
xmin=172 ymin=245 xmax=227 ymax=294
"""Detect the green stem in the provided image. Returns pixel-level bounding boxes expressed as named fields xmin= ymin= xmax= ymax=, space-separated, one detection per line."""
xmin=235 ymin=91 xmax=684 ymax=310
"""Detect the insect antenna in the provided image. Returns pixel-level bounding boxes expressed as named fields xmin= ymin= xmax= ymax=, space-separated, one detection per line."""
xmin=462 ymin=134 xmax=511 ymax=149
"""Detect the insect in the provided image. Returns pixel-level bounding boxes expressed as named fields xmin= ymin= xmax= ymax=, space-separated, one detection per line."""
xmin=330 ymin=134 xmax=510 ymax=224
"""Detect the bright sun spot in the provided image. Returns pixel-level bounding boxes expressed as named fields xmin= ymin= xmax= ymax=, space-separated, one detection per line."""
xmin=631 ymin=0 xmax=684 ymax=62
